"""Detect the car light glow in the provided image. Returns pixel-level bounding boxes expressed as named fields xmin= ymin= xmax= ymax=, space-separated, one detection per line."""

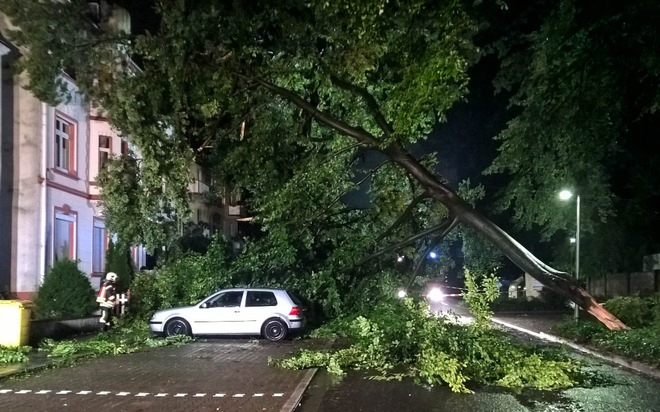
xmin=427 ymin=287 xmax=444 ymax=302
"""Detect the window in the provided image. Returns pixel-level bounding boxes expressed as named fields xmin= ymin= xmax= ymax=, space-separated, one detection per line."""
xmin=246 ymin=291 xmax=278 ymax=307
xmin=55 ymin=116 xmax=76 ymax=173
xmin=99 ymin=135 xmax=111 ymax=173
xmin=209 ymin=291 xmax=244 ymax=307
xmin=92 ymin=219 xmax=106 ymax=273
xmin=121 ymin=139 xmax=129 ymax=155
xmin=54 ymin=210 xmax=76 ymax=262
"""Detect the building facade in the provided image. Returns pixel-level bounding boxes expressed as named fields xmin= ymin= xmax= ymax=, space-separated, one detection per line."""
xmin=0 ymin=33 xmax=146 ymax=298
xmin=1 ymin=5 xmax=249 ymax=299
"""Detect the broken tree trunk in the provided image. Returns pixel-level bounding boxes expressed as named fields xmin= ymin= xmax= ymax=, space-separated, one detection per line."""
xmin=386 ymin=147 xmax=628 ymax=331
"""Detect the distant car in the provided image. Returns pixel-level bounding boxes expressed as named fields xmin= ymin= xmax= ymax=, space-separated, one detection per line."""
xmin=149 ymin=288 xmax=306 ymax=342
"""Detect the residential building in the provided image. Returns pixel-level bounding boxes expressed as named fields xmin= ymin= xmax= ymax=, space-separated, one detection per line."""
xmin=0 ymin=7 xmax=146 ymax=299
xmin=0 ymin=34 xmax=143 ymax=298
xmin=187 ymin=163 xmax=251 ymax=242
xmin=0 ymin=6 xmax=249 ymax=299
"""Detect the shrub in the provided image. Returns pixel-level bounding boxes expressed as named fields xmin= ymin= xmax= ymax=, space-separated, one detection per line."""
xmin=128 ymin=235 xmax=233 ymax=317
xmin=593 ymin=326 xmax=660 ymax=366
xmin=552 ymin=317 xmax=607 ymax=343
xmin=538 ymin=287 xmax=571 ymax=310
xmin=33 ymin=259 xmax=97 ymax=319
xmin=603 ymin=296 xmax=651 ymax=328
xmin=0 ymin=345 xmax=30 ymax=364
xmin=552 ymin=295 xmax=660 ymax=367
xmin=490 ymin=289 xmax=571 ymax=313
xmin=104 ymin=239 xmax=135 ymax=293
xmin=646 ymin=293 xmax=660 ymax=327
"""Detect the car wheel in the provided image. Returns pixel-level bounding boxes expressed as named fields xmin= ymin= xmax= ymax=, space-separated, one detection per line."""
xmin=262 ymin=318 xmax=288 ymax=342
xmin=164 ymin=318 xmax=191 ymax=337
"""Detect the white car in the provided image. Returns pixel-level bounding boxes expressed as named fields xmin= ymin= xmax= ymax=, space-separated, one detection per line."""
xmin=149 ymin=288 xmax=306 ymax=341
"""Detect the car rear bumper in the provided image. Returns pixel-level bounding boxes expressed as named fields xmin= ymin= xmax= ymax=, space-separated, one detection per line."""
xmin=288 ymin=317 xmax=305 ymax=330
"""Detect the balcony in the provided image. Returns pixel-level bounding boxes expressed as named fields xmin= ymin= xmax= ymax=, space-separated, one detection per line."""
xmin=227 ymin=205 xmax=244 ymax=216
xmin=189 ymin=180 xmax=210 ymax=194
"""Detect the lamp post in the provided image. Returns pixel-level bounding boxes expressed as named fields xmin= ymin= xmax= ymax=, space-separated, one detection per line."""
xmin=559 ymin=190 xmax=580 ymax=322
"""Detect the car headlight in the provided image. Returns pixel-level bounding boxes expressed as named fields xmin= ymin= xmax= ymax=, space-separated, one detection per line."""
xmin=427 ymin=287 xmax=444 ymax=303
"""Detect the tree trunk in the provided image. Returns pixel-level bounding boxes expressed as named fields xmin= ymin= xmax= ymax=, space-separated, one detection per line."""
xmin=385 ymin=147 xmax=628 ymax=331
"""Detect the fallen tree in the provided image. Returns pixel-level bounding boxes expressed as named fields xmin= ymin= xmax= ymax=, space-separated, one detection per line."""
xmin=256 ymin=77 xmax=627 ymax=330
xmin=0 ymin=0 xmax=627 ymax=329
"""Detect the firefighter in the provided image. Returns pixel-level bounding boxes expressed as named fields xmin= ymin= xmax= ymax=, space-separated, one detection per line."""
xmin=97 ymin=272 xmax=118 ymax=327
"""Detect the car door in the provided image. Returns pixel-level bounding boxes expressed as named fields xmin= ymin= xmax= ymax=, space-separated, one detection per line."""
xmin=190 ymin=290 xmax=245 ymax=334
xmin=239 ymin=290 xmax=279 ymax=334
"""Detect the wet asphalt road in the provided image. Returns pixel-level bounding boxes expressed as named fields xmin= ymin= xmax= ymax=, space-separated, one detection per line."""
xmin=1 ymin=301 xmax=658 ymax=411
xmin=297 ymin=354 xmax=660 ymax=412
xmin=297 ymin=300 xmax=660 ymax=412
xmin=0 ymin=339 xmax=322 ymax=412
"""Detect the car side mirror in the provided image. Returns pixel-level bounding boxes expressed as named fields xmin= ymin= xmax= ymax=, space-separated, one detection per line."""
xmin=200 ymin=302 xmax=209 ymax=309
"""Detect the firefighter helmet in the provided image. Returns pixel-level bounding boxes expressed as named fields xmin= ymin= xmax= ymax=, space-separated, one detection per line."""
xmin=106 ymin=272 xmax=118 ymax=282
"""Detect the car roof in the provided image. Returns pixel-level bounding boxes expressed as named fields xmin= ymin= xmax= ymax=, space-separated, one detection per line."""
xmin=218 ymin=288 xmax=287 ymax=292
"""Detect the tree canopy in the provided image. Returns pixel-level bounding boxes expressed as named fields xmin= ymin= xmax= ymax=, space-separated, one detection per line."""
xmin=486 ymin=0 xmax=660 ymax=276
xmin=0 ymin=0 xmax=636 ymax=329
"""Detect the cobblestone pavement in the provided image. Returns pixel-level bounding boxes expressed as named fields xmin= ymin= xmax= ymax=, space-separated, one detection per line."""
xmin=0 ymin=338 xmax=327 ymax=412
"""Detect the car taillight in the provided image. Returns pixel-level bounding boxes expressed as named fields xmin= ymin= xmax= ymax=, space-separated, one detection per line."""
xmin=289 ymin=306 xmax=301 ymax=316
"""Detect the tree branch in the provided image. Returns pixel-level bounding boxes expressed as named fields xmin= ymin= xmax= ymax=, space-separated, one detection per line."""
xmin=376 ymin=193 xmax=430 ymax=243
xmin=72 ymin=34 xmax=134 ymax=51
xmin=405 ymin=217 xmax=459 ymax=290
xmin=244 ymin=75 xmax=382 ymax=147
xmin=329 ymin=74 xmax=395 ymax=136
xmin=304 ymin=160 xmax=390 ymax=232
xmin=321 ymin=142 xmax=364 ymax=166
xmin=353 ymin=217 xmax=458 ymax=268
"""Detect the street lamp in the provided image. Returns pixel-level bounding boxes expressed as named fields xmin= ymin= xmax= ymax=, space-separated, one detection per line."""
xmin=559 ymin=189 xmax=580 ymax=322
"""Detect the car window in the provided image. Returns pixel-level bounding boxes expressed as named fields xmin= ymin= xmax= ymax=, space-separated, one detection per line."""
xmin=246 ymin=291 xmax=278 ymax=307
xmin=286 ymin=291 xmax=303 ymax=305
xmin=209 ymin=291 xmax=244 ymax=307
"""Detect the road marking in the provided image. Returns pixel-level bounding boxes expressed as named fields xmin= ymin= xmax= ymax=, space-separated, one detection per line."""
xmin=0 ymin=389 xmax=288 ymax=399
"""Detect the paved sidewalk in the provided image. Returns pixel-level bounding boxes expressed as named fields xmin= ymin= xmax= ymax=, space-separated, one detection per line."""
xmin=0 ymin=338 xmax=327 ymax=412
